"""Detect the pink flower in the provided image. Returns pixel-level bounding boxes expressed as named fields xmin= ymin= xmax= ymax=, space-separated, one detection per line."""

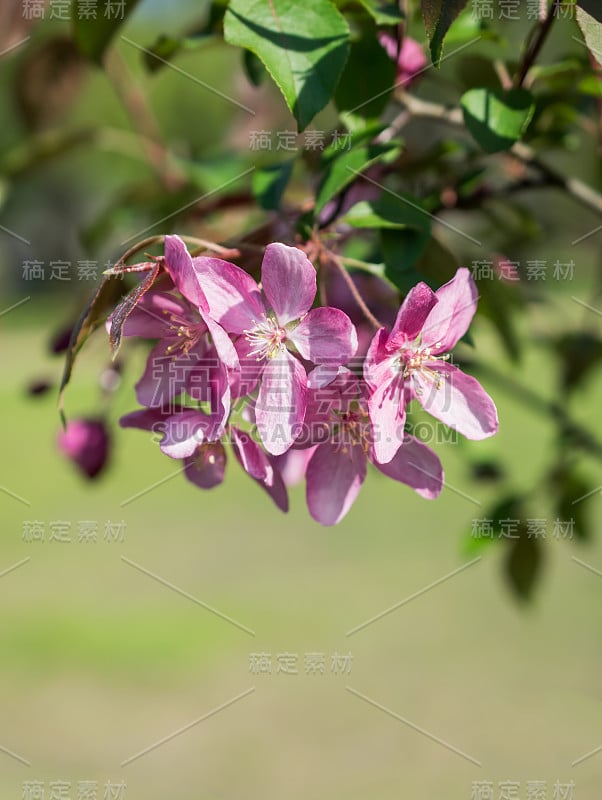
xmin=378 ymin=33 xmax=428 ymax=88
xmin=120 ymin=407 xmax=288 ymax=510
xmin=108 ymin=236 xmax=239 ymax=430
xmin=57 ymin=417 xmax=110 ymax=479
xmin=301 ymin=369 xmax=443 ymax=525
xmin=365 ymin=268 xmax=499 ymax=464
xmin=192 ymin=243 xmax=358 ymax=455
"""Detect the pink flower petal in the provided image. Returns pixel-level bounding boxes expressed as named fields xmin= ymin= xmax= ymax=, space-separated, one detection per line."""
xmin=364 ymin=329 xmax=406 ymax=463
xmin=374 ymin=433 xmax=443 ymax=498
xmin=288 ymin=306 xmax=357 ymax=365
xmin=306 ymin=442 xmax=367 ymax=525
xmin=119 ymin=407 xmax=169 ymax=431
xmin=368 ymin=372 xmax=406 ymax=464
xmin=363 ymin=327 xmax=389 ymax=387
xmin=255 ymin=350 xmax=307 ymax=456
xmin=261 ymin=243 xmax=316 ymax=325
xmin=203 ymin=314 xmax=239 ymax=371
xmin=387 ymin=282 xmax=438 ymax=350
xmin=231 ymin=336 xmax=263 ymax=398
xmin=421 ymin=268 xmax=478 ymax=353
xmin=231 ymin=427 xmax=289 ymax=511
xmin=164 ymin=235 xmax=209 ymax=310
xmin=397 ymin=37 xmax=428 ymax=84
xmin=121 ymin=406 xmax=221 ymax=459
xmin=379 ymin=33 xmax=427 ymax=87
xmin=135 ymin=339 xmax=196 ymax=407
xmin=193 ymin=255 xmax=265 ymax=334
xmin=273 ymin=447 xmax=317 ymax=487
xmin=158 ymin=409 xmax=218 ymax=459
xmin=413 ymin=361 xmax=499 ymax=439
xmin=188 ymin=357 xmax=231 ymax=433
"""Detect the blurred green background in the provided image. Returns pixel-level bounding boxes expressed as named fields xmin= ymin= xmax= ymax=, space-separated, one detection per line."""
xmin=1 ymin=2 xmax=601 ymax=799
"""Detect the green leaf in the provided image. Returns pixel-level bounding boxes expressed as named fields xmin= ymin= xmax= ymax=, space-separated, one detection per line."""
xmin=243 ymin=49 xmax=266 ymax=86
xmin=440 ymin=5 xmax=483 ymax=46
xmin=58 ymin=275 xmax=128 ymax=423
xmin=577 ymin=74 xmax=602 ymax=96
xmin=421 ymin=0 xmax=469 ymax=66
xmin=552 ymin=332 xmax=602 ymax=393
xmin=334 ymin=33 xmax=396 ymax=120
xmin=413 ymin=235 xmax=460 ymax=287
xmin=461 ymin=88 xmax=535 ymax=153
xmin=189 ymin=156 xmax=251 ymax=186
xmin=549 ymin=464 xmax=594 ymax=543
xmin=71 ymin=0 xmax=141 ymax=63
xmin=142 ymin=0 xmax=228 ymax=72
xmin=577 ymin=4 xmax=602 ymax=62
xmin=341 ymin=195 xmax=431 ymax=232
xmin=143 ymin=34 xmax=216 ymax=73
xmin=380 ymin=229 xmax=431 ymax=293
xmin=315 ymin=132 xmax=401 ymax=214
xmin=464 ymin=494 xmax=523 ymax=555
xmin=357 ymin=0 xmax=404 ymax=25
xmin=456 ymin=55 xmax=500 ymax=91
xmin=252 ymin=160 xmax=294 ymax=210
xmin=340 ymin=193 xmax=432 ymax=292
xmin=224 ymin=0 xmax=350 ymax=131
xmin=505 ymin=532 xmax=543 ymax=602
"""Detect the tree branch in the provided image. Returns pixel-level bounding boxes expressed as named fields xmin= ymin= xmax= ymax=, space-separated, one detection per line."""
xmin=513 ymin=0 xmax=561 ymax=89
xmin=388 ymin=93 xmax=602 ymax=219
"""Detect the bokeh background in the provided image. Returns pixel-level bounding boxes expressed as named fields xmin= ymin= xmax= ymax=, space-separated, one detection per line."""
xmin=1 ymin=2 xmax=601 ymax=799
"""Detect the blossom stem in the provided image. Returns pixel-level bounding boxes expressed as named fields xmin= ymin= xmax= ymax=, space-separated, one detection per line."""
xmin=106 ymin=235 xmax=240 ymax=276
xmin=180 ymin=236 xmax=240 ymax=259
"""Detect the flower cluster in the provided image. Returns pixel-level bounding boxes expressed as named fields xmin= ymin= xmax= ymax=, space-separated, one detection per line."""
xmin=111 ymin=236 xmax=498 ymax=525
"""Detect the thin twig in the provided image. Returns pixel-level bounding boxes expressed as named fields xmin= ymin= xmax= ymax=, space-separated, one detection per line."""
xmin=104 ymin=48 xmax=186 ymax=191
xmin=327 ymin=251 xmax=384 ymax=331
xmin=513 ymin=0 xmax=561 ymax=89
xmin=511 ymin=141 xmax=602 ymax=217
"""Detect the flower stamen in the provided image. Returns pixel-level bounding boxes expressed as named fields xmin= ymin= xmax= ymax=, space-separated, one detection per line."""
xmin=244 ymin=316 xmax=287 ymax=361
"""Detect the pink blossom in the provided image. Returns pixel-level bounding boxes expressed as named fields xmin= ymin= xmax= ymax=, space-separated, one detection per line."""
xmin=378 ymin=33 xmax=428 ymax=88
xmin=192 ymin=243 xmax=357 ymax=455
xmin=120 ymin=407 xmax=288 ymax=510
xmin=57 ymin=417 xmax=110 ymax=479
xmin=301 ymin=369 xmax=443 ymax=525
xmin=365 ymin=268 xmax=499 ymax=464
xmin=108 ymin=236 xmax=239 ymax=430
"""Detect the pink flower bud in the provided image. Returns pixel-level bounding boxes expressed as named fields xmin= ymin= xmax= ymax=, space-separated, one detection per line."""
xmin=378 ymin=34 xmax=428 ymax=88
xmin=58 ymin=418 xmax=110 ymax=479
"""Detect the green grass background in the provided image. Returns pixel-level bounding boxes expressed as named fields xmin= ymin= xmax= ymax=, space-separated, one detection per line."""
xmin=0 ymin=302 xmax=600 ymax=800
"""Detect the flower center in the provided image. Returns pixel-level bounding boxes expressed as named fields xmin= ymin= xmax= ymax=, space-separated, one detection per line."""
xmin=396 ymin=340 xmax=450 ymax=390
xmin=333 ymin=406 xmax=371 ymax=453
xmin=244 ymin=316 xmax=287 ymax=361
xmin=194 ymin=443 xmax=219 ymax=467
xmin=163 ymin=310 xmax=206 ymax=356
